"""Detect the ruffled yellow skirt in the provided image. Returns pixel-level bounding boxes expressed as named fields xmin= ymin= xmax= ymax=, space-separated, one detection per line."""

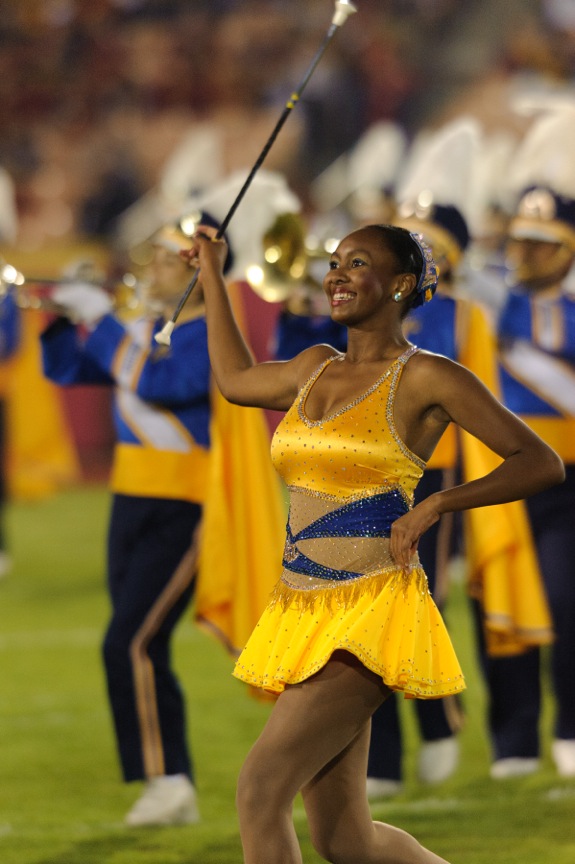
xmin=233 ymin=564 xmax=465 ymax=698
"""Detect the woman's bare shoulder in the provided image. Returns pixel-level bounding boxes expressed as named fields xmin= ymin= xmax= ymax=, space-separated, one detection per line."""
xmin=408 ymin=348 xmax=469 ymax=379
xmin=404 ymin=348 xmax=483 ymax=399
xmin=290 ymin=343 xmax=341 ymax=385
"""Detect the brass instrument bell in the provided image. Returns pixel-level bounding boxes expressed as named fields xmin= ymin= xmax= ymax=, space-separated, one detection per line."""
xmin=0 ymin=256 xmax=143 ymax=318
xmin=245 ymin=213 xmax=337 ymax=314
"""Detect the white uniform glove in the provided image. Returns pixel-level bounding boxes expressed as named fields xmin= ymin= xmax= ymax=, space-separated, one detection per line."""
xmin=51 ymin=282 xmax=113 ymax=325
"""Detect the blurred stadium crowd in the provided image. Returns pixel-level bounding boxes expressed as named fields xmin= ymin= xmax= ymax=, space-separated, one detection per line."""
xmin=0 ymin=0 xmax=574 ymax=492
xmin=0 ymin=0 xmax=574 ymax=248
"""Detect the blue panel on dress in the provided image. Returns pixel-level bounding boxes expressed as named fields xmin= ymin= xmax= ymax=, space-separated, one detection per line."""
xmin=282 ymin=489 xmax=409 ymax=582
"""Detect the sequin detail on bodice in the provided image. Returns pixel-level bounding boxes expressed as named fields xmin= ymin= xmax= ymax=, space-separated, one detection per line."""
xmin=270 ymin=347 xmax=427 ymax=610
xmin=271 ymin=345 xmax=424 ymax=498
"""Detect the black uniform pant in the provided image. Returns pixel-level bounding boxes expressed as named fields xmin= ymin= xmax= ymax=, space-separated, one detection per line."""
xmin=368 ymin=469 xmax=463 ymax=781
xmin=102 ymin=494 xmax=202 ymax=782
xmin=473 ymin=464 xmax=575 ymax=759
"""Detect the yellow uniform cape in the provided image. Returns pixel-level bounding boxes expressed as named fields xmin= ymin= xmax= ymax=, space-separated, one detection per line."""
xmin=7 ymin=310 xmax=79 ymax=500
xmin=2 ymin=239 xmax=111 ymax=500
xmin=194 ymin=284 xmax=286 ymax=656
xmin=458 ymin=303 xmax=553 ymax=656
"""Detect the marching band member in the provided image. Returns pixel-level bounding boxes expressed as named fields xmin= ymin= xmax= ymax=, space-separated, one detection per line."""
xmin=366 ymin=116 xmax=555 ymax=791
xmin=473 ymin=106 xmax=575 ymax=779
xmin=40 ymin=214 xmax=231 ymax=826
xmin=367 ymin=200 xmax=472 ymax=796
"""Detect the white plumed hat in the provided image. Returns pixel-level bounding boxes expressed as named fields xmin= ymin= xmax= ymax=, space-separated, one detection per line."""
xmin=393 ymin=116 xmax=482 ymax=264
xmin=505 ymin=105 xmax=575 ymax=248
xmin=395 ymin=116 xmax=481 ymax=225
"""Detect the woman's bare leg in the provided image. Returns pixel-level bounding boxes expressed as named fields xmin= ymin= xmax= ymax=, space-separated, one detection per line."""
xmin=236 ymin=651 xmax=451 ymax=864
xmin=303 ymin=708 xmax=451 ymax=863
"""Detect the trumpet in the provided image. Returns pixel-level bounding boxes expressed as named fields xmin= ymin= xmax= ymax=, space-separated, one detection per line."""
xmin=0 ymin=258 xmax=144 ymax=319
xmin=244 ymin=212 xmax=338 ymax=315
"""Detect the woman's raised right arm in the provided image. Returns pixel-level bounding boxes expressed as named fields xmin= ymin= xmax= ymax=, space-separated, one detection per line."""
xmin=187 ymin=228 xmax=332 ymax=410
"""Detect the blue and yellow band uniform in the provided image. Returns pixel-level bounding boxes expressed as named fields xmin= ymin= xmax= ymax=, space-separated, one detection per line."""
xmin=485 ymin=281 xmax=575 ymax=757
xmin=421 ymin=293 xmax=553 ymax=662
xmin=41 ymin=309 xmax=210 ymax=781
xmin=233 ymin=346 xmax=465 ymax=699
xmin=367 ymin=291 xmax=474 ymax=782
xmin=498 ymin=286 xmax=575 ymax=460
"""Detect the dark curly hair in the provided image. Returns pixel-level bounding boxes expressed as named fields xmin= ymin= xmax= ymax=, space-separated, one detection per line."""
xmin=370 ymin=224 xmax=423 ymax=281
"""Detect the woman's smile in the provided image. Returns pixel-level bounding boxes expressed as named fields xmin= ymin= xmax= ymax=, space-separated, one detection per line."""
xmin=330 ymin=289 xmax=357 ymax=307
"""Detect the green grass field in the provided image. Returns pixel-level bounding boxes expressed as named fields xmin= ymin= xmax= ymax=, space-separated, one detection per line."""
xmin=0 ymin=486 xmax=574 ymax=864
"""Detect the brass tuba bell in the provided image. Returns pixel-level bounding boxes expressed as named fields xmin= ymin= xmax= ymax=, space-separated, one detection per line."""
xmin=246 ymin=213 xmax=331 ymax=315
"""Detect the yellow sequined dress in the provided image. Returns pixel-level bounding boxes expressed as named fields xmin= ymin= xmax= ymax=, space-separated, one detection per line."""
xmin=233 ymin=346 xmax=465 ymax=698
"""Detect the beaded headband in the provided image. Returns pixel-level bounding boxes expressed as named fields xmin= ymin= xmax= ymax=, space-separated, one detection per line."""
xmin=409 ymin=231 xmax=439 ymax=307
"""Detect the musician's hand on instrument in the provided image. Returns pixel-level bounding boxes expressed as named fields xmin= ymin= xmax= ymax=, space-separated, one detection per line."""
xmin=51 ymin=282 xmax=113 ymax=325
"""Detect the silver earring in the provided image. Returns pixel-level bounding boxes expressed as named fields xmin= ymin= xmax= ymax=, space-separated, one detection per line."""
xmin=393 ymin=291 xmax=402 ymax=302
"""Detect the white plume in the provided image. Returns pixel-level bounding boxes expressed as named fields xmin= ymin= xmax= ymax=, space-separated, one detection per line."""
xmin=395 ymin=116 xmax=482 ymax=225
xmin=468 ymin=130 xmax=518 ymax=235
xmin=506 ymin=105 xmax=575 ymax=202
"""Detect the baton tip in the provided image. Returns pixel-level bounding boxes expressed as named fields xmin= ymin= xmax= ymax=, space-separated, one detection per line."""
xmin=332 ymin=0 xmax=358 ymax=27
xmin=154 ymin=321 xmax=175 ymax=346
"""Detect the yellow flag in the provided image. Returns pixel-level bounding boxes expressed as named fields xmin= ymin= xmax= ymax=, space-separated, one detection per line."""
xmin=195 ymin=388 xmax=286 ymax=655
xmin=195 ymin=282 xmax=286 ymax=655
